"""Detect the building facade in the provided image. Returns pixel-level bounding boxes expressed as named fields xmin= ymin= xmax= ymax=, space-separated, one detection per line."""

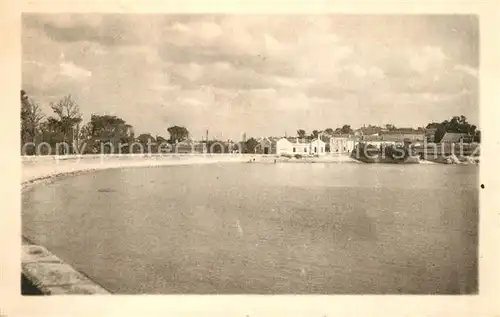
xmin=356 ymin=130 xmax=425 ymax=148
xmin=256 ymin=137 xmax=278 ymax=154
xmin=310 ymin=138 xmax=326 ymax=155
xmin=330 ymin=134 xmax=358 ymax=153
xmin=425 ymin=128 xmax=438 ymax=143
xmin=173 ymin=141 xmax=207 ymax=154
xmin=276 ymin=138 xmax=326 ymax=156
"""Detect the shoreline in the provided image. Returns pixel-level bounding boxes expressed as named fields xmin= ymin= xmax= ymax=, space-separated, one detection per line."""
xmin=22 ymin=154 xmax=250 ymax=190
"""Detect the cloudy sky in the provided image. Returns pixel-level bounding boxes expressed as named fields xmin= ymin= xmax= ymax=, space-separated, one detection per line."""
xmin=22 ymin=14 xmax=478 ymax=140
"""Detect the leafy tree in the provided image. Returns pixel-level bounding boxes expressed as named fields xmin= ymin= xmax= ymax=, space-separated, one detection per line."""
xmin=20 ymin=90 xmax=45 ymax=147
xmin=89 ymin=115 xmax=124 ymax=137
xmin=155 ymin=135 xmax=171 ymax=153
xmin=75 ymin=123 xmax=99 ymax=154
xmin=426 ymin=122 xmax=441 ymax=129
xmin=434 ymin=125 xmax=447 ymax=143
xmin=167 ymin=125 xmax=189 ymax=143
xmin=87 ymin=115 xmax=131 ymax=140
xmin=385 ymin=124 xmax=397 ymax=131
xmin=137 ymin=133 xmax=155 ymax=143
xmin=79 ymin=123 xmax=92 ymax=141
xmin=474 ymin=130 xmax=481 ymax=143
xmin=340 ymin=124 xmax=353 ymax=134
xmin=297 ymin=129 xmax=306 ymax=139
xmin=21 ymin=90 xmax=30 ymax=125
xmin=156 ymin=135 xmax=168 ymax=144
xmin=324 ymin=128 xmax=334 ymax=135
xmin=136 ymin=133 xmax=157 ymax=153
xmin=311 ymin=130 xmax=320 ymax=140
xmin=39 ymin=117 xmax=66 ymax=151
xmin=242 ymin=137 xmax=259 ymax=153
xmin=84 ymin=114 xmax=133 ymax=153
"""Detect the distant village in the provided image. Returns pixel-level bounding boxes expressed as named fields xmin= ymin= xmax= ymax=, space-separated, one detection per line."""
xmin=21 ymin=91 xmax=480 ymax=156
xmin=249 ymin=123 xmax=479 ymax=157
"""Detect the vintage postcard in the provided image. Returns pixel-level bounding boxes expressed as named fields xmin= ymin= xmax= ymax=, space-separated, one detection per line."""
xmin=1 ymin=0 xmax=499 ymax=316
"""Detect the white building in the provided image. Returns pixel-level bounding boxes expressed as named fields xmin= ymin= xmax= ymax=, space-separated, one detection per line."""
xmin=276 ymin=138 xmax=326 ymax=156
xmin=330 ymin=134 xmax=358 ymax=153
xmin=310 ymin=138 xmax=326 ymax=155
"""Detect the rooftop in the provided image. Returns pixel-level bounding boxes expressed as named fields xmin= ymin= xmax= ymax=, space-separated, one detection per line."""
xmin=286 ymin=137 xmax=309 ymax=144
xmin=440 ymin=132 xmax=473 ymax=143
xmin=379 ymin=130 xmax=424 ymax=135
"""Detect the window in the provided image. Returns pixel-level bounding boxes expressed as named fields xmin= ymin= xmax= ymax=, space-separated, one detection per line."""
xmin=314 ymin=147 xmax=317 ymax=153
xmin=304 ymin=148 xmax=307 ymax=153
xmin=293 ymin=147 xmax=296 ymax=153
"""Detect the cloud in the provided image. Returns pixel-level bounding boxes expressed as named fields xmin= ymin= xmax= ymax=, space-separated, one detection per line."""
xmin=150 ymin=84 xmax=179 ymax=92
xmin=59 ymin=61 xmax=92 ymax=79
xmin=166 ymin=61 xmax=298 ymax=91
xmin=388 ymin=63 xmax=478 ymax=97
xmin=454 ymin=64 xmax=479 ymax=78
xmin=344 ymin=65 xmax=385 ymax=79
xmin=23 ymin=14 xmax=135 ymax=47
xmin=178 ymin=97 xmax=206 ymax=107
xmin=409 ymin=46 xmax=448 ymax=73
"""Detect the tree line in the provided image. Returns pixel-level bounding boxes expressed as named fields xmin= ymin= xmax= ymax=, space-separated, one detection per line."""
xmin=426 ymin=115 xmax=480 ymax=143
xmin=20 ymin=90 xmax=191 ymax=155
xmin=293 ymin=118 xmax=479 ymax=143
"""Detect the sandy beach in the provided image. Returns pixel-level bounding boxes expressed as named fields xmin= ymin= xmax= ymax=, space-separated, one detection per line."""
xmin=21 ymin=153 xmax=251 ymax=189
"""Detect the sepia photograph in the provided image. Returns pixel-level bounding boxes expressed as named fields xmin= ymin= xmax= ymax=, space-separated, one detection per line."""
xmin=19 ymin=13 xmax=480 ymax=297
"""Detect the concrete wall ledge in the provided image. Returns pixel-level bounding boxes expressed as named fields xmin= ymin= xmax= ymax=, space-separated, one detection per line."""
xmin=22 ymin=239 xmax=110 ymax=295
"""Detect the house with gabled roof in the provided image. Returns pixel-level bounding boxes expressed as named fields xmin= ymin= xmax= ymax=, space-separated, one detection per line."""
xmin=255 ymin=137 xmax=279 ymax=154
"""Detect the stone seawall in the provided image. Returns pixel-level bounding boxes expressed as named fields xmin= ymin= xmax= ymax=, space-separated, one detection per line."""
xmin=22 ymin=237 xmax=110 ymax=295
xmin=21 ymin=153 xmax=250 ymax=295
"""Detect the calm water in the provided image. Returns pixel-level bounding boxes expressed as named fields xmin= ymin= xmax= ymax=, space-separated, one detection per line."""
xmin=22 ymin=163 xmax=479 ymax=294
